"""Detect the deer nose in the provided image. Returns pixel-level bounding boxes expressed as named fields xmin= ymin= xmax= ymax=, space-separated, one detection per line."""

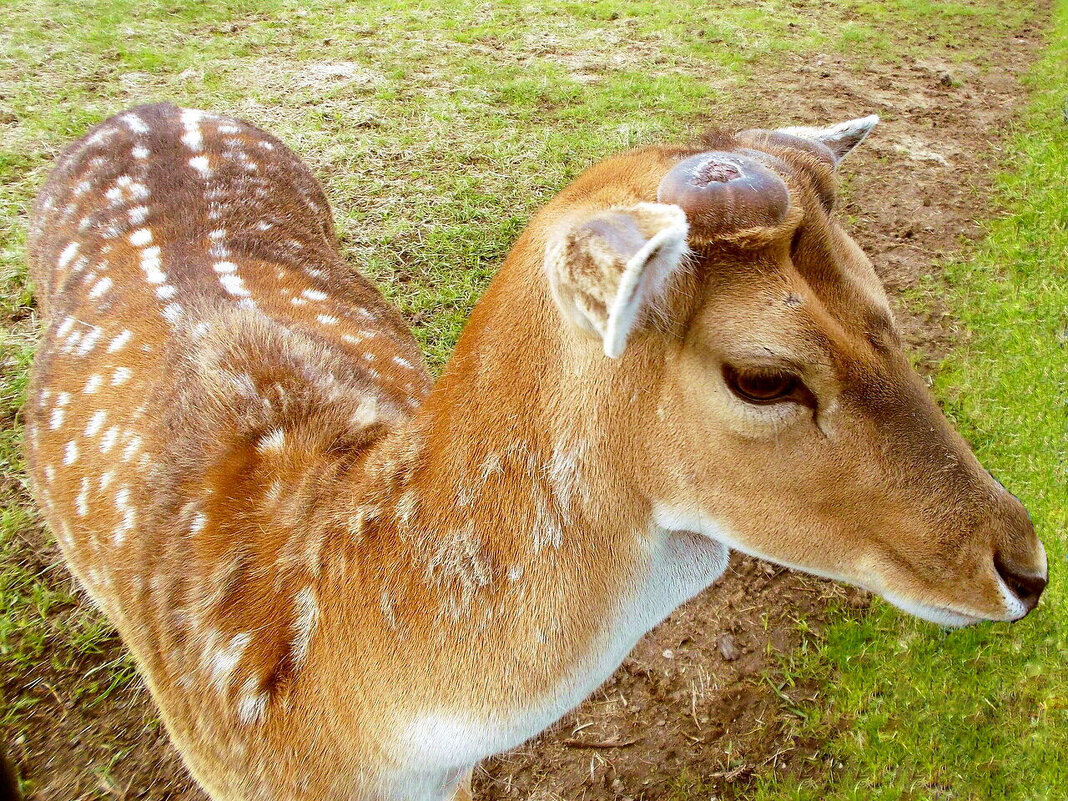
xmin=994 ymin=552 xmax=1047 ymax=615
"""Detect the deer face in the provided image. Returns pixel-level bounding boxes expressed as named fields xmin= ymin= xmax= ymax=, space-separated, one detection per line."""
xmin=542 ymin=118 xmax=1047 ymax=626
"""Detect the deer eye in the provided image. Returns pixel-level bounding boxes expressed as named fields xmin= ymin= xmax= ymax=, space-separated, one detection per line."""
xmin=723 ymin=365 xmax=802 ymax=405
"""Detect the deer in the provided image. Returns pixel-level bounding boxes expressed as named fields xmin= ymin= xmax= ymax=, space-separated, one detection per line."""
xmin=24 ymin=102 xmax=1047 ymax=800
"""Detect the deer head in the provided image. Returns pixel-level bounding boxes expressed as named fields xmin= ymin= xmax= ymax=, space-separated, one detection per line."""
xmin=541 ymin=116 xmax=1047 ymax=626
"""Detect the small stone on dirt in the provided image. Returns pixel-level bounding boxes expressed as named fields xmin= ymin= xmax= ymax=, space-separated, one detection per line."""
xmin=717 ymin=633 xmax=740 ymax=662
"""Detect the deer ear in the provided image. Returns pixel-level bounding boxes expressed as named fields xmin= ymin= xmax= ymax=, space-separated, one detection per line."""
xmin=774 ymin=114 xmax=879 ymax=165
xmin=544 ymin=202 xmax=689 ymax=359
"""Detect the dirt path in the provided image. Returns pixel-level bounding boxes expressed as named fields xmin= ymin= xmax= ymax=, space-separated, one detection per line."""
xmin=6 ymin=9 xmax=1047 ymax=801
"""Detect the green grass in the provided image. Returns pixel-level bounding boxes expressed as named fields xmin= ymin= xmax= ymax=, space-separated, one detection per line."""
xmin=735 ymin=5 xmax=1067 ymax=799
xmin=0 ymin=0 xmax=1059 ymax=796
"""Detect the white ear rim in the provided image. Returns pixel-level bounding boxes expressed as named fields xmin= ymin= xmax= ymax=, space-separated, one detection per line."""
xmin=603 ymin=203 xmax=689 ymax=359
xmin=777 ymin=114 xmax=880 ymax=163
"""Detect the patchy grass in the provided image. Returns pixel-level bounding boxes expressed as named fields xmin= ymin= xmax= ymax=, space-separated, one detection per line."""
xmin=0 ymin=0 xmax=1056 ymax=797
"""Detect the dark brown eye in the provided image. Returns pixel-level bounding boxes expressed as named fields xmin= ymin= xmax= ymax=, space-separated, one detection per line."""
xmin=724 ymin=365 xmax=801 ymax=404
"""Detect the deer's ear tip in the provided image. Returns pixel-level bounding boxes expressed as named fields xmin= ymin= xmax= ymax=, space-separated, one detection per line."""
xmin=844 ymin=114 xmax=881 ymax=146
xmin=770 ymin=114 xmax=879 ymax=165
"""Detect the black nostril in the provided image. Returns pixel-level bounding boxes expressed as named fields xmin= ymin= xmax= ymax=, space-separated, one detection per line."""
xmin=995 ymin=553 xmax=1048 ymax=612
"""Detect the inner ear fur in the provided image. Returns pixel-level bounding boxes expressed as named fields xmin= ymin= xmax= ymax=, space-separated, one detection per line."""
xmin=543 ymin=202 xmax=689 ymax=358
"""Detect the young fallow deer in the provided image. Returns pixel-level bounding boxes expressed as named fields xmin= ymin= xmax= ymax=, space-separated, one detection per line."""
xmin=25 ymin=103 xmax=1046 ymax=800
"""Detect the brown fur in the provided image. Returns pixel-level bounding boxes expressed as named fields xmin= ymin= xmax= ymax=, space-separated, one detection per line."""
xmin=24 ymin=105 xmax=1044 ymax=800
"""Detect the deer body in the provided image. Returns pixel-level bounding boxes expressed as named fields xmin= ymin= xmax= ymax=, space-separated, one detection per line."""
xmin=25 ymin=104 xmax=1046 ymax=800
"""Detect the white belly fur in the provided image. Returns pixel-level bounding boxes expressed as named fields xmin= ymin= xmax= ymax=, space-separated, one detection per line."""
xmin=390 ymin=526 xmax=729 ymax=797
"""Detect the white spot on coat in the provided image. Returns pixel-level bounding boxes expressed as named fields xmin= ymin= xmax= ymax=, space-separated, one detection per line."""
xmin=257 ymin=429 xmax=286 ymax=453
xmin=396 ymin=491 xmax=418 ymax=526
xmin=236 ymin=676 xmax=267 ymax=724
xmin=56 ymin=317 xmax=76 ymax=338
xmin=123 ymin=113 xmax=150 ymax=134
xmin=181 ymin=108 xmax=205 ymax=151
xmin=88 ymin=276 xmax=113 ymax=300
xmin=129 ymin=228 xmax=153 ymax=247
xmin=76 ymin=327 xmax=102 ymax=356
xmin=220 ymin=274 xmax=250 ymax=297
xmin=190 ymin=512 xmax=208 ymax=535
xmin=106 ymin=329 xmax=133 ymax=353
xmin=57 ymin=242 xmax=80 ymax=269
xmin=76 ymin=478 xmax=91 ymax=516
xmin=189 ymin=155 xmax=211 ymax=177
xmin=291 ymin=587 xmax=319 ymax=666
xmin=85 ymin=410 xmax=107 ymax=437
xmin=341 ymin=333 xmax=369 ymax=346
xmin=351 ymin=396 xmax=378 ymax=427
xmin=162 ymin=303 xmax=184 ymax=324
xmin=100 ymin=427 xmax=119 ymax=453
xmin=114 ymin=487 xmax=136 ymax=543
xmin=210 ymin=632 xmax=252 ymax=690
xmin=122 ymin=435 xmax=143 ymax=462
xmin=141 ymin=247 xmax=167 ymax=284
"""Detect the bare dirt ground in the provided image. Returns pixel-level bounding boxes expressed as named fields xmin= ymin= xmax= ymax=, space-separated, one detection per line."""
xmin=6 ymin=11 xmax=1046 ymax=801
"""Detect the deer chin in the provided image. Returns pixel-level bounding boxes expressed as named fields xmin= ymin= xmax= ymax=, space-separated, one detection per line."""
xmin=875 ymin=590 xmax=986 ymax=628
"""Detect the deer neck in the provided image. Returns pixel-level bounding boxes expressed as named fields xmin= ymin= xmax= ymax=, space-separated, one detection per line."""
xmin=332 ymin=251 xmax=727 ymax=687
xmin=361 ymin=255 xmax=639 ymax=593
xmin=304 ymin=258 xmax=729 ymax=768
